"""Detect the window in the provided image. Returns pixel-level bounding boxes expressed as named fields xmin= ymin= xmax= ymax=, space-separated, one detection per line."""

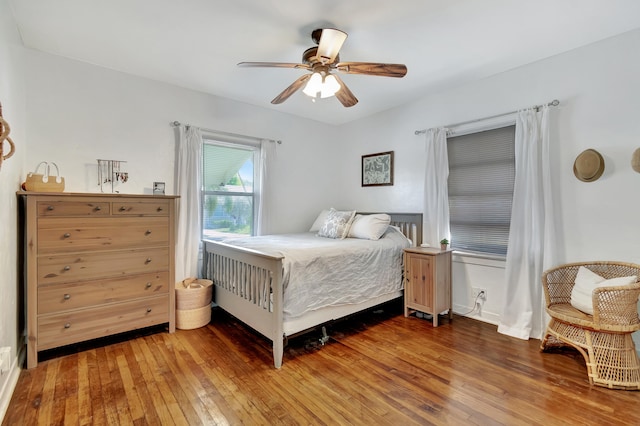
xmin=202 ymin=138 xmax=260 ymax=240
xmin=447 ymin=125 xmax=515 ymax=256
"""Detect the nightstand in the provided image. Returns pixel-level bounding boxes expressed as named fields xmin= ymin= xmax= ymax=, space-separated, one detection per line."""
xmin=403 ymin=247 xmax=452 ymax=327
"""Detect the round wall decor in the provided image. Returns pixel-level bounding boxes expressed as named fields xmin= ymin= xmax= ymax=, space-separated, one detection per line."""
xmin=632 ymin=148 xmax=640 ymax=173
xmin=573 ymin=149 xmax=605 ymax=182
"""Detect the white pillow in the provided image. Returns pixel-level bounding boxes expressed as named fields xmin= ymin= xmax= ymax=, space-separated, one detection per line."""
xmin=309 ymin=209 xmax=330 ymax=232
xmin=348 ymin=214 xmax=391 ymax=240
xmin=570 ymin=266 xmax=637 ymax=315
xmin=317 ymin=209 xmax=356 ymax=239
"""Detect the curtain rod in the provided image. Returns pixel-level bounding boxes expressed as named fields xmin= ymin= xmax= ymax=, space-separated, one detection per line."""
xmin=171 ymin=121 xmax=282 ymax=144
xmin=414 ymin=99 xmax=560 ymax=136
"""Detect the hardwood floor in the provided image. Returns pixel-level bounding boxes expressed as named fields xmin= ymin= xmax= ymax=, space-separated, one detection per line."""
xmin=4 ymin=300 xmax=639 ymax=425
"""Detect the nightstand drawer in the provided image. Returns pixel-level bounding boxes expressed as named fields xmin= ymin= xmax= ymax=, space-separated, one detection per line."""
xmin=38 ymin=271 xmax=170 ymax=314
xmin=37 ymin=295 xmax=170 ymax=350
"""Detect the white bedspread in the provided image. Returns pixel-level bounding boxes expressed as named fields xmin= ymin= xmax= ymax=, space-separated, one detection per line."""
xmin=223 ymin=227 xmax=410 ymax=320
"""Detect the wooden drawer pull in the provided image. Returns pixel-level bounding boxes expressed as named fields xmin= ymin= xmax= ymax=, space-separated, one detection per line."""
xmin=63 ymin=233 xmax=71 ymax=238
xmin=119 ymin=206 xmax=127 ymax=212
xmin=63 ymin=265 xmax=71 ymax=271
xmin=145 ymin=282 xmax=152 ymax=288
xmin=94 ymin=206 xmax=102 ymax=211
xmin=157 ymin=207 xmax=163 ymax=212
xmin=47 ymin=205 xmax=54 ymax=211
xmin=63 ymin=294 xmax=71 ymax=300
xmin=64 ymin=323 xmax=71 ymax=329
xmin=145 ymin=230 xmax=152 ymax=235
xmin=145 ymin=258 xmax=152 ymax=264
xmin=146 ymin=308 xmax=152 ymax=313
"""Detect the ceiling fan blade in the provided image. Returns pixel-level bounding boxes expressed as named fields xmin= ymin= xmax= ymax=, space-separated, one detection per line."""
xmin=238 ymin=62 xmax=311 ymax=70
xmin=335 ymin=62 xmax=407 ymax=78
xmin=332 ymin=74 xmax=358 ymax=108
xmin=271 ymin=74 xmax=312 ymax=104
xmin=316 ymin=29 xmax=347 ymax=64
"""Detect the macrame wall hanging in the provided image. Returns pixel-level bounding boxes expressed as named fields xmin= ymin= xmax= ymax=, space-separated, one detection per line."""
xmin=0 ymin=102 xmax=16 ymax=171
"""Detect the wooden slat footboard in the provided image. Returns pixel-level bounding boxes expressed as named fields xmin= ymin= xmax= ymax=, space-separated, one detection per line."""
xmin=202 ymin=240 xmax=285 ymax=368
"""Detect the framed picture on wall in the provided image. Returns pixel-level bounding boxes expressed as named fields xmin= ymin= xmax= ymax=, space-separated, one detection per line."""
xmin=362 ymin=151 xmax=394 ymax=187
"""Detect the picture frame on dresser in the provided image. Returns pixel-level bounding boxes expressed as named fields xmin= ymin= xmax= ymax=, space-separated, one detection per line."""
xmin=17 ymin=191 xmax=178 ymax=368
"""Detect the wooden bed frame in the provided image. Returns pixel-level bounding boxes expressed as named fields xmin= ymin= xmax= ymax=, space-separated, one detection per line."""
xmin=202 ymin=212 xmax=423 ymax=368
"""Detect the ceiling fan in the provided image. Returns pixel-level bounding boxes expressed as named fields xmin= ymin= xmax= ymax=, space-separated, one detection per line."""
xmin=238 ymin=28 xmax=407 ymax=107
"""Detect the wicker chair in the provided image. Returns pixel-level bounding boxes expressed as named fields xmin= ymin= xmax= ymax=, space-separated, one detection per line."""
xmin=540 ymin=261 xmax=640 ymax=390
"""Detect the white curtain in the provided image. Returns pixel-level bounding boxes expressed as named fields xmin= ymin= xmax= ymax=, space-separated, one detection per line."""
xmin=175 ymin=125 xmax=203 ymax=281
xmin=423 ymin=128 xmax=450 ymax=247
xmin=498 ymin=106 xmax=556 ymax=340
xmin=256 ymin=139 xmax=275 ymax=236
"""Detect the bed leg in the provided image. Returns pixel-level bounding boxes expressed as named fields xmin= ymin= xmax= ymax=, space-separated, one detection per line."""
xmin=319 ymin=326 xmax=330 ymax=346
xmin=273 ymin=336 xmax=284 ymax=369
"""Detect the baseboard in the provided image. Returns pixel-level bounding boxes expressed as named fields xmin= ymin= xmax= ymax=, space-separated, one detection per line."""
xmin=453 ymin=302 xmax=501 ymax=326
xmin=0 ymin=356 xmax=21 ymax=423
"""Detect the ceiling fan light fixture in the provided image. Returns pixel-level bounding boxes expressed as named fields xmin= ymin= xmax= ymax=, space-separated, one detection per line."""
xmin=302 ymin=72 xmax=323 ymax=97
xmin=317 ymin=28 xmax=347 ymax=63
xmin=302 ymin=72 xmax=341 ymax=99
xmin=320 ymin=74 xmax=340 ymax=98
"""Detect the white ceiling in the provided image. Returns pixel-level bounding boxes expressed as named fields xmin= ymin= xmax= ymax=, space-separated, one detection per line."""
xmin=8 ymin=0 xmax=640 ymax=125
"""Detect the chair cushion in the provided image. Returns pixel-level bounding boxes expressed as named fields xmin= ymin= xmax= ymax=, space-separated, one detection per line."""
xmin=570 ymin=266 xmax=637 ymax=315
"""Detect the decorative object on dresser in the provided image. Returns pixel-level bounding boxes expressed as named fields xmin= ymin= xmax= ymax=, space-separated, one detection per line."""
xmin=18 ymin=191 xmax=178 ymax=369
xmin=404 ymin=246 xmax=453 ymax=327
xmin=439 ymin=238 xmax=449 ymax=250
xmin=97 ymin=159 xmax=128 ymax=193
xmin=23 ymin=161 xmax=65 ymax=192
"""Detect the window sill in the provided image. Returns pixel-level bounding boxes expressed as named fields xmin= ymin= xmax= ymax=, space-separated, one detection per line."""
xmin=452 ymin=250 xmax=506 ymax=268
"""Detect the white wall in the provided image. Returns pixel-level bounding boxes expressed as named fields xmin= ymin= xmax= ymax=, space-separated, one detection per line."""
xmin=0 ymin=0 xmax=27 ymax=418
xmin=336 ymin=29 xmax=640 ymax=344
xmin=22 ymin=49 xmax=342 ymax=235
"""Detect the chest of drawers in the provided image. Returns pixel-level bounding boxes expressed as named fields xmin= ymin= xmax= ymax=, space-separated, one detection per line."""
xmin=19 ymin=192 xmax=178 ymax=368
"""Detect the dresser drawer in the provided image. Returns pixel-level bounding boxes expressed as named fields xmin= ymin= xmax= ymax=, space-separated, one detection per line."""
xmin=38 ymin=271 xmax=169 ymax=314
xmin=37 ymin=201 xmax=110 ymax=217
xmin=37 ymin=295 xmax=170 ymax=350
xmin=112 ymin=200 xmax=170 ymax=216
xmin=38 ymin=217 xmax=169 ymax=254
xmin=38 ymin=247 xmax=170 ymax=284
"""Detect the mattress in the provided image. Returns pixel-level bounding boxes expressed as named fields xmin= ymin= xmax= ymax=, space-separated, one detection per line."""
xmin=223 ymin=227 xmax=410 ymax=320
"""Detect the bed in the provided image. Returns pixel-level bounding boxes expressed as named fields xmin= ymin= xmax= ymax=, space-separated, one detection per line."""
xmin=202 ymin=211 xmax=423 ymax=368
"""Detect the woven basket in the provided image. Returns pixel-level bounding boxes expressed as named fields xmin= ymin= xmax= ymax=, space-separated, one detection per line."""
xmin=176 ymin=305 xmax=211 ymax=330
xmin=24 ymin=162 xmax=65 ymax=192
xmin=175 ymin=278 xmax=213 ymax=310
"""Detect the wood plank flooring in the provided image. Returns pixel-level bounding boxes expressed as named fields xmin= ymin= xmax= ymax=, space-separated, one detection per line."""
xmin=4 ymin=300 xmax=640 ymax=425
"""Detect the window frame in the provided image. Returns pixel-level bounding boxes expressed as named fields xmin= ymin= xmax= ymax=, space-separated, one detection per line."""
xmin=201 ymin=136 xmax=261 ymax=240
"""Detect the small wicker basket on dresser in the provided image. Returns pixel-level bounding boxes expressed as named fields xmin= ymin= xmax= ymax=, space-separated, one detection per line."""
xmin=18 ymin=192 xmax=178 ymax=369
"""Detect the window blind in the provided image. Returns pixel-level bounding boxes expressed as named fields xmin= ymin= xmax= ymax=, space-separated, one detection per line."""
xmin=447 ymin=125 xmax=515 ymax=256
xmin=203 ymin=142 xmax=254 ymax=191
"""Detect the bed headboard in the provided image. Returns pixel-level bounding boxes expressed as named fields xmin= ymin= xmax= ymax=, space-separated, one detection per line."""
xmin=360 ymin=212 xmax=423 ymax=247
